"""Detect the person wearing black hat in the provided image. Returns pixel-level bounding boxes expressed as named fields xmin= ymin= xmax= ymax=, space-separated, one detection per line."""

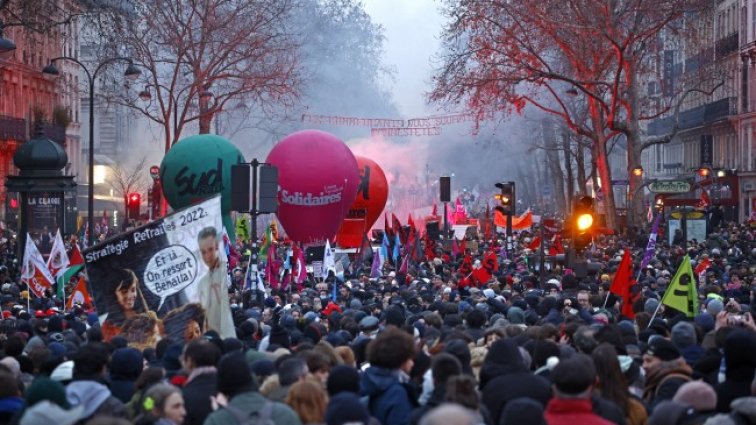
xmin=545 ymin=354 xmax=613 ymax=425
xmin=203 ymin=352 xmax=301 ymax=425
xmin=641 ymin=337 xmax=692 ymax=409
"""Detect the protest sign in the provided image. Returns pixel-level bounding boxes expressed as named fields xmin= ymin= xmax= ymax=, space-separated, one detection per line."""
xmin=84 ymin=195 xmax=235 ymax=348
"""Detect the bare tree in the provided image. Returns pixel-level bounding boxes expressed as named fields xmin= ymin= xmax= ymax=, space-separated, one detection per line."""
xmin=430 ymin=0 xmax=716 ymax=229
xmin=107 ymin=156 xmax=149 ymax=221
xmin=101 ymin=0 xmax=301 ymax=153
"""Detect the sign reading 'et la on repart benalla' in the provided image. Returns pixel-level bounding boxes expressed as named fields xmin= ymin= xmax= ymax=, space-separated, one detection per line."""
xmin=83 ymin=195 xmax=236 ymax=349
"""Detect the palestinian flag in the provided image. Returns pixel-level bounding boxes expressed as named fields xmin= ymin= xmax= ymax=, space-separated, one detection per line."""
xmin=57 ymin=243 xmax=85 ymax=300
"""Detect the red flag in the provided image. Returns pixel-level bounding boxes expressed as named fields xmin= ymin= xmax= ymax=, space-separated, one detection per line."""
xmin=458 ymin=254 xmax=473 ymax=288
xmin=425 ymin=235 xmax=436 ymax=261
xmin=399 ymin=254 xmax=409 ymax=275
xmin=472 ymin=251 xmax=499 ymax=285
xmin=548 ymin=234 xmax=564 ymax=255
xmin=527 ymin=236 xmax=541 ymax=250
xmin=697 ymin=189 xmax=710 ymax=209
xmin=484 ymin=204 xmax=492 ymax=242
xmin=609 ymin=250 xmax=636 ymax=319
xmin=451 ymin=238 xmax=460 ymax=257
xmin=67 ymin=276 xmax=93 ymax=310
xmin=431 ymin=203 xmax=438 ymax=217
xmin=392 ymin=214 xmax=405 ymax=245
xmin=694 ymin=257 xmax=711 ymax=276
xmin=407 ymin=214 xmax=417 ymax=236
xmin=384 ymin=213 xmax=392 ymax=238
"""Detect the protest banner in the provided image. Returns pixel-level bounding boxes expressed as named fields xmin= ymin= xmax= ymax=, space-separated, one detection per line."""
xmin=84 ymin=195 xmax=235 ymax=348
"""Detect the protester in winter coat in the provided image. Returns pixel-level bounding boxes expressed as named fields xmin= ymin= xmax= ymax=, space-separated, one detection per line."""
xmin=202 ymin=352 xmax=301 ymax=425
xmin=180 ymin=340 xmax=221 ymax=425
xmin=591 ymin=343 xmax=648 ymax=425
xmin=545 ymin=354 xmax=614 ymax=425
xmin=642 ymin=338 xmax=692 ymax=410
xmin=109 ymin=348 xmax=144 ymax=404
xmin=714 ymin=329 xmax=756 ymax=413
xmin=479 ymin=338 xmax=551 ymax=424
xmin=65 ymin=343 xmax=127 ymax=422
xmin=360 ymin=328 xmax=418 ymax=425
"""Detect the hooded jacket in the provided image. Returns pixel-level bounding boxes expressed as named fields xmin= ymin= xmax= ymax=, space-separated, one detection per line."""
xmin=360 ymin=366 xmax=417 ymax=425
xmin=480 ymin=339 xmax=552 ymax=424
xmin=66 ymin=380 xmax=126 ymax=421
xmin=109 ymin=348 xmax=143 ymax=404
xmin=715 ymin=330 xmax=756 ymax=413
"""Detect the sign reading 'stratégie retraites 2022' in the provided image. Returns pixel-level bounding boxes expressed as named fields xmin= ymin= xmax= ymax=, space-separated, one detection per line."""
xmin=84 ymin=195 xmax=236 ymax=347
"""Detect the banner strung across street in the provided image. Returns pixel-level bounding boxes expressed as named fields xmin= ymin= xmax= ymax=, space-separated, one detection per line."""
xmin=84 ymin=195 xmax=235 ymax=348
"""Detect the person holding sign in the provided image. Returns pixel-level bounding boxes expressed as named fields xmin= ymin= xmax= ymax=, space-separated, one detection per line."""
xmin=197 ymin=227 xmax=235 ymax=339
xmin=101 ymin=268 xmax=154 ymax=342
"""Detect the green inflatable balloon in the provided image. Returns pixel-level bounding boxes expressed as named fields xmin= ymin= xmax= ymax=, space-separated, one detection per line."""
xmin=159 ymin=134 xmax=245 ymax=241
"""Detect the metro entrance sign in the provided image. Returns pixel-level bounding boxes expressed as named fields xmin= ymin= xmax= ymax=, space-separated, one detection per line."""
xmin=649 ymin=180 xmax=691 ymax=193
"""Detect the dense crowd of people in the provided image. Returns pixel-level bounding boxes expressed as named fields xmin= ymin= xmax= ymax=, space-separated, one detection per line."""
xmin=0 ymin=217 xmax=753 ymax=425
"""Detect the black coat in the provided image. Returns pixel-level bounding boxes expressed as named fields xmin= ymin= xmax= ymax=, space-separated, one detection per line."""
xmin=182 ymin=372 xmax=217 ymax=425
xmin=479 ymin=339 xmax=552 ymax=424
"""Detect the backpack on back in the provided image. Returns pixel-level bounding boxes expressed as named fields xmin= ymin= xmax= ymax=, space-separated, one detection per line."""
xmin=225 ymin=401 xmax=274 ymax=425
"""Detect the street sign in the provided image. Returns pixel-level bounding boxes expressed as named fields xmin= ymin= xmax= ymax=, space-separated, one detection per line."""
xmin=649 ymin=180 xmax=691 ymax=193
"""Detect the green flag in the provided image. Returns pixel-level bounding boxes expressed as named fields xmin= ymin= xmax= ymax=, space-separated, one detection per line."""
xmin=259 ymin=224 xmax=273 ymax=262
xmin=57 ymin=264 xmax=84 ymax=299
xmin=660 ymin=255 xmax=698 ymax=318
xmin=236 ymin=214 xmax=251 ymax=243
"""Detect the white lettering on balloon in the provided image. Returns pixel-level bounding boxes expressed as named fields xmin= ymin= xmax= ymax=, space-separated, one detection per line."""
xmin=281 ymin=188 xmax=343 ymax=206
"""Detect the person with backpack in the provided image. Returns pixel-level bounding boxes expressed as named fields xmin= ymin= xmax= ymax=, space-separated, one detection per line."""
xmin=642 ymin=337 xmax=692 ymax=410
xmin=203 ymin=352 xmax=301 ymax=425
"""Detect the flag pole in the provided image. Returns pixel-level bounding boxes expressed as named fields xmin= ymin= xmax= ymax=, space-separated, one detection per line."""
xmin=647 ymin=301 xmax=662 ymax=328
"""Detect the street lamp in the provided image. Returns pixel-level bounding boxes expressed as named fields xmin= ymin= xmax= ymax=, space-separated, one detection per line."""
xmin=43 ymin=57 xmax=141 ymax=246
xmin=631 ymin=166 xmax=643 ymax=177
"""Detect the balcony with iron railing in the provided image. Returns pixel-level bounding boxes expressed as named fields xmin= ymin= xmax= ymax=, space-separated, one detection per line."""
xmin=716 ymin=32 xmax=739 ymax=58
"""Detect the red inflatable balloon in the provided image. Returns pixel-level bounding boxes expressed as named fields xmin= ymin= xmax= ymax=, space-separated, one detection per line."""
xmin=266 ymin=130 xmax=360 ymax=245
xmin=336 ymin=156 xmax=389 ymax=247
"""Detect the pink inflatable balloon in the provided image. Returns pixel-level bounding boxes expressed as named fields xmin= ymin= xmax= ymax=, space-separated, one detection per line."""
xmin=266 ymin=130 xmax=360 ymax=245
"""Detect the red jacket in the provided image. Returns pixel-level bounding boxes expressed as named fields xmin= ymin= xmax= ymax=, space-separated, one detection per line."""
xmin=545 ymin=398 xmax=614 ymax=425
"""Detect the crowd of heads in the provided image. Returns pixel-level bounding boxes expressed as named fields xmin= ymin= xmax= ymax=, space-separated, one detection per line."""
xmin=0 ymin=218 xmax=752 ymax=425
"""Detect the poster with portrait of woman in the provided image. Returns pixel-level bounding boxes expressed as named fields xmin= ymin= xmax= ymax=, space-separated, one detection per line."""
xmin=83 ymin=195 xmax=236 ymax=348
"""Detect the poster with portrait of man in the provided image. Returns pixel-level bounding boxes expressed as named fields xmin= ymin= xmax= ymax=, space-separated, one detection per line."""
xmin=83 ymin=195 xmax=235 ymax=348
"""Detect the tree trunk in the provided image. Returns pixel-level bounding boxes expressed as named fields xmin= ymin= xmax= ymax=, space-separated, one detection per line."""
xmin=588 ymin=97 xmax=617 ymax=230
xmin=575 ymin=136 xmax=587 ymax=195
xmin=626 ymin=78 xmax=646 ymax=229
xmin=562 ymin=130 xmax=574 ymax=207
xmin=544 ymin=121 xmax=567 ymax=214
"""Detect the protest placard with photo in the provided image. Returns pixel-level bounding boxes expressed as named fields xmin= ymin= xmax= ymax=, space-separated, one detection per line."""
xmin=84 ymin=195 xmax=235 ymax=347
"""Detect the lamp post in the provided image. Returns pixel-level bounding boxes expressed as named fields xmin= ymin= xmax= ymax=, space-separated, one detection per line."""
xmin=43 ymin=57 xmax=140 ymax=246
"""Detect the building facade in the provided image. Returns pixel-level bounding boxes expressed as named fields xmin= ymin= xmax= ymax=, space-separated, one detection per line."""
xmin=643 ymin=0 xmax=754 ymax=222
xmin=0 ymin=4 xmax=81 ymax=226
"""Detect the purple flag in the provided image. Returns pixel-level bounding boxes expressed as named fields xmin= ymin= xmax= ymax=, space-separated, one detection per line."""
xmin=370 ymin=247 xmax=382 ymax=279
xmin=640 ymin=213 xmax=662 ymax=270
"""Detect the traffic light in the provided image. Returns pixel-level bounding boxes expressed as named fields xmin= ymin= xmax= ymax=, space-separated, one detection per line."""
xmin=128 ymin=193 xmax=141 ymax=220
xmin=572 ymin=196 xmax=594 ymax=252
xmin=697 ymin=167 xmax=711 ymax=178
xmin=494 ymin=182 xmax=515 ymax=215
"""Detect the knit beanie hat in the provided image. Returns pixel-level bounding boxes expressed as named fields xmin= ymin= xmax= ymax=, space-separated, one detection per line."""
xmin=673 ymin=381 xmax=717 ymax=411
xmin=644 ymin=298 xmax=660 ymax=315
xmin=694 ymin=313 xmax=715 ymax=333
xmin=706 ymin=299 xmax=724 ymax=316
xmin=24 ymin=377 xmax=70 ymax=409
xmin=217 ymin=351 xmax=254 ymax=397
xmin=325 ymin=392 xmax=370 ymax=425
xmin=671 ymin=321 xmax=697 ymax=348
xmin=326 ymin=365 xmax=360 ymax=396
xmin=268 ymin=325 xmax=291 ymax=349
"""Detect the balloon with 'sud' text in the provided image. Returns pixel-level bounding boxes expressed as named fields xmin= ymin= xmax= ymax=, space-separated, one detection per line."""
xmin=159 ymin=134 xmax=245 ymax=241
xmin=335 ymin=156 xmax=389 ymax=247
xmin=266 ymin=130 xmax=359 ymax=245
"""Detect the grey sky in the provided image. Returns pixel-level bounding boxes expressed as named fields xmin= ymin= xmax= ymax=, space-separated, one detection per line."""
xmin=362 ymin=0 xmax=443 ymax=118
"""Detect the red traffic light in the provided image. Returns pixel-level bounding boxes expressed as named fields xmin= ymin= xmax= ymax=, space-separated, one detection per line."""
xmin=697 ymin=167 xmax=710 ymax=178
xmin=9 ymin=198 xmax=17 ymax=209
xmin=129 ymin=193 xmax=140 ymax=203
